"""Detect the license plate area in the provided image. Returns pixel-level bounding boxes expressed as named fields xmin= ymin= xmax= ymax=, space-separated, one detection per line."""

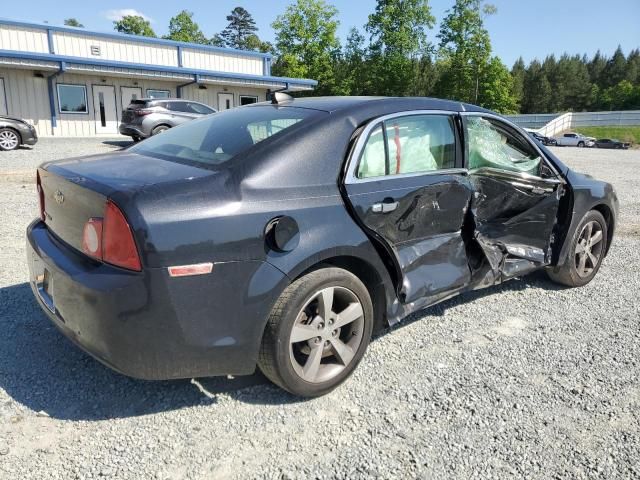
xmin=36 ymin=268 xmax=56 ymax=314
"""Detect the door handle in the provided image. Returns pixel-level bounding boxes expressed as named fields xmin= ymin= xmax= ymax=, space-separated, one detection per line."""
xmin=372 ymin=200 xmax=399 ymax=213
xmin=511 ymin=181 xmax=554 ymax=194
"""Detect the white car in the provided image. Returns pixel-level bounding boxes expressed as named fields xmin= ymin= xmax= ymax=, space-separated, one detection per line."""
xmin=554 ymin=132 xmax=596 ymax=147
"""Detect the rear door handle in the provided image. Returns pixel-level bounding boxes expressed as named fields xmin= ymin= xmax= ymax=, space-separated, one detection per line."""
xmin=372 ymin=200 xmax=399 ymax=213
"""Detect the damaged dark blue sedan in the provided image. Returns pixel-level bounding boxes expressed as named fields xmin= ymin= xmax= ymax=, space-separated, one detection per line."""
xmin=27 ymin=96 xmax=618 ymax=397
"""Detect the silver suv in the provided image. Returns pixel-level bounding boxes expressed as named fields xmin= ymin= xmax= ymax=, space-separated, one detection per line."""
xmin=119 ymin=99 xmax=216 ymax=141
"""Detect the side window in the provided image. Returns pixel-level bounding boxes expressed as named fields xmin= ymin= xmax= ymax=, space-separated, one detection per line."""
xmin=465 ymin=116 xmax=541 ymax=176
xmin=357 ymin=115 xmax=456 ymax=179
xmin=189 ymin=102 xmax=215 ymax=114
xmin=167 ymin=102 xmax=191 ymax=113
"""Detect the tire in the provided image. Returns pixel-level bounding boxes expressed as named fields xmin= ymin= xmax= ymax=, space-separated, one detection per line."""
xmin=258 ymin=267 xmax=374 ymax=397
xmin=132 ymin=135 xmax=141 ymax=142
xmin=151 ymin=125 xmax=169 ymax=136
xmin=547 ymin=210 xmax=608 ymax=287
xmin=577 ymin=141 xmax=585 ymax=148
xmin=0 ymin=128 xmax=21 ymax=151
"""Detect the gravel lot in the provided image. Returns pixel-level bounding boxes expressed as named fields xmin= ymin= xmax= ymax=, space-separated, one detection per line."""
xmin=0 ymin=140 xmax=638 ymax=479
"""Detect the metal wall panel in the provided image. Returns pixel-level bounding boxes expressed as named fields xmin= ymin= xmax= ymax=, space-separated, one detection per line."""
xmin=0 ymin=68 xmax=51 ymax=136
xmin=181 ymin=48 xmax=263 ymax=75
xmin=53 ymin=32 xmax=178 ymax=67
xmin=0 ymin=24 xmax=49 ymax=53
xmin=180 ymin=84 xmax=266 ymax=110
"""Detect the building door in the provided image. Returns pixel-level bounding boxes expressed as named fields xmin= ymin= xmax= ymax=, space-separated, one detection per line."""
xmin=218 ymin=93 xmax=234 ymax=110
xmin=92 ymin=85 xmax=118 ymax=134
xmin=121 ymin=86 xmax=142 ymax=111
xmin=0 ymin=78 xmax=7 ymax=115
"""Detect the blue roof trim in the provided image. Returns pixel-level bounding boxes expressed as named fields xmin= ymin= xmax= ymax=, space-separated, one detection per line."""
xmin=0 ymin=49 xmax=318 ymax=87
xmin=0 ymin=18 xmax=273 ymax=60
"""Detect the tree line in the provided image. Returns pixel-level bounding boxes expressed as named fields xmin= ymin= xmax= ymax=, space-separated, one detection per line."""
xmin=64 ymin=0 xmax=640 ymax=114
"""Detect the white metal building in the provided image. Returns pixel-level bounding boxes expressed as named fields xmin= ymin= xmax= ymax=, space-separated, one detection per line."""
xmin=0 ymin=19 xmax=317 ymax=137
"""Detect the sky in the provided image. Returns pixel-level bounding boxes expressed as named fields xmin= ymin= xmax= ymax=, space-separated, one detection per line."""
xmin=7 ymin=0 xmax=640 ymax=66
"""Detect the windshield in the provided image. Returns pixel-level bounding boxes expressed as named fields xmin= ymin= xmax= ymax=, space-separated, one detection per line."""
xmin=129 ymin=106 xmax=323 ymax=168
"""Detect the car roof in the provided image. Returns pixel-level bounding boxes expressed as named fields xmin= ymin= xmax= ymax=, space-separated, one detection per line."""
xmin=252 ymin=96 xmax=490 ymax=114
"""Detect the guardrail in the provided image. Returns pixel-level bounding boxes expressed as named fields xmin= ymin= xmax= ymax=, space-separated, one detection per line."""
xmin=506 ymin=110 xmax=640 ymax=137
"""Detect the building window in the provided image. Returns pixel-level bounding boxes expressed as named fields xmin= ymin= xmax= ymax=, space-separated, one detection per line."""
xmin=240 ymin=95 xmax=258 ymax=106
xmin=147 ymin=89 xmax=170 ymax=99
xmin=57 ymin=84 xmax=88 ymax=114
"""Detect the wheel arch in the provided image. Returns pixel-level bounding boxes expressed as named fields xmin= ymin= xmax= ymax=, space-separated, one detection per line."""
xmin=592 ymin=203 xmax=615 ymax=256
xmin=291 ymin=255 xmax=389 ymax=335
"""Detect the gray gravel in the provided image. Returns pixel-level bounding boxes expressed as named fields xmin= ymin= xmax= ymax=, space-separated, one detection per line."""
xmin=0 ymin=140 xmax=639 ymax=479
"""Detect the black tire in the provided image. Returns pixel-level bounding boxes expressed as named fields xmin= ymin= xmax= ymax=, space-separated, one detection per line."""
xmin=132 ymin=135 xmax=141 ymax=142
xmin=151 ymin=125 xmax=169 ymax=136
xmin=258 ymin=267 xmax=374 ymax=397
xmin=547 ymin=210 xmax=608 ymax=287
xmin=0 ymin=128 xmax=21 ymax=151
xmin=577 ymin=141 xmax=585 ymax=148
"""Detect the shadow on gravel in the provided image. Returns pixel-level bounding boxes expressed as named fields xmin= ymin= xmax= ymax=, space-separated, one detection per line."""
xmin=0 ymin=283 xmax=296 ymax=421
xmin=0 ymin=272 xmax=563 ymax=420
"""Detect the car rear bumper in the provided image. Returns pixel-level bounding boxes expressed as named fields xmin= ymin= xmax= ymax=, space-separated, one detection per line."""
xmin=119 ymin=124 xmax=147 ymax=138
xmin=26 ymin=219 xmax=287 ymax=380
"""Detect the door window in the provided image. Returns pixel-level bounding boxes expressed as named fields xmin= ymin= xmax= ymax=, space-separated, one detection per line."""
xmin=466 ymin=117 xmax=541 ymax=176
xmin=357 ymin=115 xmax=456 ymax=179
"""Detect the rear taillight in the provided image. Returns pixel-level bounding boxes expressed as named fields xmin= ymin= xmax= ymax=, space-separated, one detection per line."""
xmin=134 ymin=109 xmax=153 ymax=116
xmin=81 ymin=200 xmax=141 ymax=271
xmin=36 ymin=171 xmax=45 ymax=221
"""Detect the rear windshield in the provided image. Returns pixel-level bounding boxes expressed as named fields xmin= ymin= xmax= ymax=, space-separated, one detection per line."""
xmin=129 ymin=106 xmax=322 ymax=168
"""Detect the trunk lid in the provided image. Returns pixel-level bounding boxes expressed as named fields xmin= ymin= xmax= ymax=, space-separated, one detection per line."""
xmin=40 ymin=151 xmax=214 ymax=254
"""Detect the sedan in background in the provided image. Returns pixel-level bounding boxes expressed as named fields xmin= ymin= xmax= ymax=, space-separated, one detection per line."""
xmin=28 ymin=96 xmax=618 ymax=397
xmin=594 ymin=138 xmax=631 ymax=149
xmin=119 ymin=98 xmax=216 ymax=141
xmin=0 ymin=115 xmax=38 ymax=151
xmin=554 ymin=132 xmax=596 ymax=147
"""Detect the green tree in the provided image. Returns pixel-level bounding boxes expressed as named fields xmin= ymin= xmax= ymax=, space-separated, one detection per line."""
xmin=435 ymin=0 xmax=495 ymax=104
xmin=165 ymin=10 xmax=208 ymax=44
xmin=522 ymin=60 xmax=552 ymax=113
xmin=113 ymin=15 xmax=156 ymax=37
xmin=602 ymin=46 xmax=627 ymax=88
xmin=244 ymin=34 xmax=275 ymax=54
xmin=510 ymin=57 xmax=526 ymax=111
xmin=64 ymin=18 xmax=84 ymax=28
xmin=271 ymin=0 xmax=342 ymax=95
xmin=219 ymin=7 xmax=258 ymax=49
xmin=365 ymin=0 xmax=435 ymax=95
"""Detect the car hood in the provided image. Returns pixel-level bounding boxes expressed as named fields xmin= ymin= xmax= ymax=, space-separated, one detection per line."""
xmin=0 ymin=115 xmax=28 ymax=124
xmin=42 ymin=151 xmax=216 ymax=196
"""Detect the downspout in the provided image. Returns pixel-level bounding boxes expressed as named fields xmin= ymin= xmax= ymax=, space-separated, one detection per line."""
xmin=47 ymin=61 xmax=66 ymax=135
xmin=177 ymin=74 xmax=200 ymax=99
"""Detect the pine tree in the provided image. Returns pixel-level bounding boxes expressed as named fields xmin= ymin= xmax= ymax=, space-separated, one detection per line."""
xmin=219 ymin=7 xmax=259 ymax=50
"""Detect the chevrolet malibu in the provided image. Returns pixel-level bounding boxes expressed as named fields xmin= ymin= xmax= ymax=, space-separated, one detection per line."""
xmin=27 ymin=96 xmax=618 ymax=397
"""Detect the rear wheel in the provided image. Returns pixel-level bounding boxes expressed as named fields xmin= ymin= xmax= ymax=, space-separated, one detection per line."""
xmin=0 ymin=128 xmax=20 ymax=151
xmin=151 ymin=125 xmax=169 ymax=136
xmin=131 ymin=135 xmax=141 ymax=142
xmin=258 ymin=268 xmax=373 ymax=397
xmin=547 ymin=210 xmax=607 ymax=287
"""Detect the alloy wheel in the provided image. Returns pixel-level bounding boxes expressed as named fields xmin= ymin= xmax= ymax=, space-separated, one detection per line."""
xmin=0 ymin=130 xmax=19 ymax=150
xmin=574 ymin=220 xmax=604 ymax=278
xmin=289 ymin=286 xmax=365 ymax=384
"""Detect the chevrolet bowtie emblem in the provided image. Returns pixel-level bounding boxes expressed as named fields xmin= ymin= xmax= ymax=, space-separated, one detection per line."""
xmin=54 ymin=190 xmax=64 ymax=205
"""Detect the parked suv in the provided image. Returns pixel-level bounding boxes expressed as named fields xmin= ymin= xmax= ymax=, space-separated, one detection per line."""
xmin=119 ymin=99 xmax=216 ymax=141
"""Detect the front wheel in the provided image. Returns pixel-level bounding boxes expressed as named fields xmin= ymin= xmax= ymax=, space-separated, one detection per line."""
xmin=547 ymin=210 xmax=608 ymax=287
xmin=0 ymin=128 xmax=20 ymax=151
xmin=577 ymin=141 xmax=585 ymax=148
xmin=258 ymin=268 xmax=374 ymax=397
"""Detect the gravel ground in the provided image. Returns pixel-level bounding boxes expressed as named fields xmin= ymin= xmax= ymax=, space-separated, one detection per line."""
xmin=0 ymin=141 xmax=638 ymax=479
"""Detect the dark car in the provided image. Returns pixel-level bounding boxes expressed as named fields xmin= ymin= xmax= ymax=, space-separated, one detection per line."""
xmin=0 ymin=115 xmax=38 ymax=151
xmin=27 ymin=96 xmax=618 ymax=397
xmin=528 ymin=130 xmax=557 ymax=146
xmin=594 ymin=138 xmax=630 ymax=149
xmin=119 ymin=98 xmax=216 ymax=141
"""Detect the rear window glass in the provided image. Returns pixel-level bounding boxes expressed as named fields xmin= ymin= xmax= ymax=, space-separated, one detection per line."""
xmin=129 ymin=106 xmax=322 ymax=168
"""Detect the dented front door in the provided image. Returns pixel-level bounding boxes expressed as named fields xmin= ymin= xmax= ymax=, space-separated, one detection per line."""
xmin=463 ymin=114 xmax=563 ymax=281
xmin=344 ymin=112 xmax=474 ymax=304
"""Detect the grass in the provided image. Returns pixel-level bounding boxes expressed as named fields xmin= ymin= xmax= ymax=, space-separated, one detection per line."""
xmin=573 ymin=126 xmax=640 ymax=145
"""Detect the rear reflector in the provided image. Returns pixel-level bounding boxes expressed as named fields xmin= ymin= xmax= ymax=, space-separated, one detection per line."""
xmin=168 ymin=263 xmax=214 ymax=277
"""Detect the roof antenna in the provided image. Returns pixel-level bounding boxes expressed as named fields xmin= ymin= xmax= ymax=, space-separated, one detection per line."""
xmin=271 ymin=83 xmax=293 ymax=105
